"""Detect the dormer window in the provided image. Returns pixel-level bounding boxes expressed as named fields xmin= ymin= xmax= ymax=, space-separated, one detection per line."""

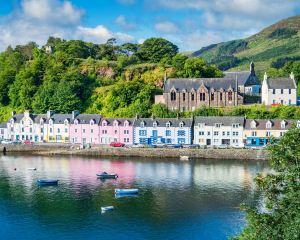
xmin=140 ymin=122 xmax=145 ymax=128
xmin=153 ymin=122 xmax=157 ymax=128
xmin=215 ymin=123 xmax=221 ymax=128
xmin=74 ymin=120 xmax=78 ymax=125
xmin=266 ymin=121 xmax=272 ymax=129
xmin=49 ymin=119 xmax=53 ymax=125
xmin=64 ymin=120 xmax=69 ymax=126
xmin=179 ymin=122 xmax=184 ymax=128
xmin=166 ymin=122 xmax=170 ymax=128
xmin=90 ymin=120 xmax=94 ymax=125
xmin=102 ymin=121 xmax=107 ymax=127
xmin=124 ymin=121 xmax=129 ymax=127
xmin=280 ymin=121 xmax=286 ymax=129
xmin=10 ymin=119 xmax=14 ymax=124
xmin=250 ymin=121 xmax=257 ymax=129
xmin=114 ymin=121 xmax=119 ymax=127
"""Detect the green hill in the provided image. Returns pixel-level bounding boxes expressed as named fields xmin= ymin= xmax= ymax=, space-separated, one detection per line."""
xmin=191 ymin=15 xmax=300 ymax=73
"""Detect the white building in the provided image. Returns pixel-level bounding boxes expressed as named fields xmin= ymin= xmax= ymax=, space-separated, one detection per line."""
xmin=194 ymin=116 xmax=244 ymax=147
xmin=262 ymin=72 xmax=297 ymax=106
xmin=133 ymin=117 xmax=193 ymax=145
xmin=0 ymin=123 xmax=8 ymax=140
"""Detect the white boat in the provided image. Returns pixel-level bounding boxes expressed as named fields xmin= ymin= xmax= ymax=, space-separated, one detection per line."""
xmin=115 ymin=188 xmax=139 ymax=195
xmin=101 ymin=206 xmax=114 ymax=213
xmin=180 ymin=156 xmax=190 ymax=161
xmin=28 ymin=168 xmax=37 ymax=170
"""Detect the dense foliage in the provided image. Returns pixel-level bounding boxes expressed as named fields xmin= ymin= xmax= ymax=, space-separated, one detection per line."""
xmin=235 ymin=127 xmax=300 ymax=240
xmin=0 ymin=37 xmax=222 ymax=121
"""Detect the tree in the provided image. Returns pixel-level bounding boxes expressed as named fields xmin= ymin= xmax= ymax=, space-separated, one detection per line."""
xmin=236 ymin=127 xmax=300 ymax=240
xmin=137 ymin=38 xmax=178 ymax=63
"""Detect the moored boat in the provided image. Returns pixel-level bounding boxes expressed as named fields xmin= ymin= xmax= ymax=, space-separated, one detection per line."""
xmin=180 ymin=156 xmax=190 ymax=161
xmin=37 ymin=179 xmax=59 ymax=186
xmin=115 ymin=188 xmax=139 ymax=195
xmin=28 ymin=168 xmax=37 ymax=170
xmin=96 ymin=172 xmax=118 ymax=179
xmin=101 ymin=206 xmax=114 ymax=213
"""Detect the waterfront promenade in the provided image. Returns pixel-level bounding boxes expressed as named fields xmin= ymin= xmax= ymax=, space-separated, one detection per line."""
xmin=0 ymin=144 xmax=267 ymax=160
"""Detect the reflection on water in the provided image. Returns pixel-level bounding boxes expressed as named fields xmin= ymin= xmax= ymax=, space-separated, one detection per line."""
xmin=0 ymin=155 xmax=269 ymax=240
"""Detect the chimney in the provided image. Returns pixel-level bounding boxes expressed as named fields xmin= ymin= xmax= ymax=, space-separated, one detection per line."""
xmin=11 ymin=111 xmax=16 ymax=117
xmin=47 ymin=110 xmax=55 ymax=119
xmin=250 ymin=62 xmax=255 ymax=74
xmin=72 ymin=110 xmax=80 ymax=120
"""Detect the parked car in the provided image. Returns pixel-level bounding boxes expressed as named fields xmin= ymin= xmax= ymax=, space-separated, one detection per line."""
xmin=12 ymin=140 xmax=22 ymax=145
xmin=153 ymin=143 xmax=167 ymax=148
xmin=216 ymin=144 xmax=228 ymax=149
xmin=23 ymin=140 xmax=34 ymax=145
xmin=231 ymin=144 xmax=245 ymax=149
xmin=1 ymin=139 xmax=13 ymax=144
xmin=131 ymin=144 xmax=145 ymax=148
xmin=110 ymin=142 xmax=125 ymax=147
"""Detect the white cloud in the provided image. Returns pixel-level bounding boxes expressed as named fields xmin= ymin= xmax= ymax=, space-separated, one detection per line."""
xmin=115 ymin=15 xmax=136 ymax=30
xmin=155 ymin=21 xmax=179 ymax=34
xmin=0 ymin=0 xmax=135 ymax=51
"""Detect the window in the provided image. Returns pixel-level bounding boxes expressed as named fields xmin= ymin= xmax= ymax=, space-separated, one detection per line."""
xmin=211 ymin=92 xmax=214 ymax=101
xmin=153 ymin=122 xmax=157 ymax=127
xmin=233 ymin=124 xmax=239 ymax=128
xmin=124 ymin=138 xmax=129 ymax=143
xmin=233 ymin=132 xmax=238 ymax=136
xmin=222 ymin=131 xmax=225 ymax=136
xmin=91 ymin=129 xmax=94 ymax=133
xmin=30 ymin=128 xmax=32 ymax=133
xmin=289 ymin=89 xmax=291 ymax=94
xmin=220 ymin=93 xmax=223 ymax=101
xmin=171 ymin=91 xmax=176 ymax=101
xmin=41 ymin=128 xmax=44 ymax=133
xmin=215 ymin=123 xmax=221 ymax=128
xmin=90 ymin=121 xmax=94 ymax=126
xmin=83 ymin=129 xmax=86 ymax=133
xmin=251 ymin=131 xmax=257 ymax=137
xmin=140 ymin=122 xmax=145 ymax=128
xmin=251 ymin=121 xmax=257 ymax=128
xmin=273 ymin=89 xmax=276 ymax=94
xmin=102 ymin=130 xmax=107 ymax=134
xmin=65 ymin=128 xmax=68 ymax=133
xmin=281 ymin=121 xmax=286 ymax=129
xmin=280 ymin=132 xmax=284 ymax=137
xmin=75 ymin=129 xmax=77 ymax=133
xmin=266 ymin=131 xmax=271 ymax=137
xmin=183 ymin=93 xmax=186 ymax=102
xmin=281 ymin=100 xmax=284 ymax=104
xmin=179 ymin=122 xmax=184 ymax=128
xmin=102 ymin=122 xmax=107 ymax=126
xmin=227 ymin=131 xmax=230 ymax=136
xmin=22 ymin=128 xmax=24 ymax=133
xmin=166 ymin=122 xmax=170 ymax=128
xmin=50 ymin=128 xmax=53 ymax=133
xmin=124 ymin=130 xmax=129 ymax=134
xmin=166 ymin=138 xmax=172 ymax=144
xmin=166 ymin=130 xmax=171 ymax=136
xmin=177 ymin=130 xmax=185 ymax=136
xmin=207 ymin=131 xmax=211 ymax=136
xmin=200 ymin=93 xmax=205 ymax=101
xmin=139 ymin=138 xmax=147 ymax=144
xmin=214 ymin=131 xmax=219 ymax=136
xmin=199 ymin=131 xmax=205 ymax=136
xmin=273 ymin=100 xmax=276 ymax=104
xmin=114 ymin=130 xmax=117 ymax=134
xmin=178 ymin=138 xmax=185 ymax=144
xmin=228 ymin=91 xmax=233 ymax=101
xmin=191 ymin=93 xmax=195 ymax=101
xmin=281 ymin=89 xmax=283 ymax=94
xmin=139 ymin=130 xmax=147 ymax=136
xmin=289 ymin=100 xmax=291 ymax=105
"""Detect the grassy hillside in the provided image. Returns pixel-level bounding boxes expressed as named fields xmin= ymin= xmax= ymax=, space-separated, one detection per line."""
xmin=191 ymin=15 xmax=300 ymax=74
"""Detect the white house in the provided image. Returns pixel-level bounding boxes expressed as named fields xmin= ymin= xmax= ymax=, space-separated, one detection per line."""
xmin=194 ymin=116 xmax=244 ymax=147
xmin=0 ymin=123 xmax=8 ymax=140
xmin=133 ymin=117 xmax=193 ymax=145
xmin=262 ymin=72 xmax=297 ymax=106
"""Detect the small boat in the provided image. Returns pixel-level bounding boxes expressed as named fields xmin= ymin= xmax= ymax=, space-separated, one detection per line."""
xmin=101 ymin=206 xmax=114 ymax=213
xmin=115 ymin=193 xmax=138 ymax=199
xmin=180 ymin=156 xmax=190 ymax=161
xmin=115 ymin=188 xmax=139 ymax=195
xmin=28 ymin=168 xmax=37 ymax=170
xmin=37 ymin=180 xmax=59 ymax=186
xmin=96 ymin=172 xmax=118 ymax=179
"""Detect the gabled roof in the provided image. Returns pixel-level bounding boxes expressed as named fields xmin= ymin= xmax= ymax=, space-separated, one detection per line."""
xmin=72 ymin=114 xmax=102 ymax=124
xmin=224 ymin=71 xmax=260 ymax=86
xmin=244 ymin=119 xmax=295 ymax=130
xmin=194 ymin=116 xmax=245 ymax=126
xmin=0 ymin=123 xmax=7 ymax=128
xmin=10 ymin=114 xmax=24 ymax=123
xmin=164 ymin=78 xmax=238 ymax=92
xmin=265 ymin=77 xmax=296 ymax=89
xmin=100 ymin=118 xmax=134 ymax=126
xmin=133 ymin=118 xmax=193 ymax=127
xmin=46 ymin=114 xmax=72 ymax=124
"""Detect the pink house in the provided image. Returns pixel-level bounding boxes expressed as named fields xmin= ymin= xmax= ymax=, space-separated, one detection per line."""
xmin=99 ymin=118 xmax=134 ymax=145
xmin=70 ymin=113 xmax=102 ymax=145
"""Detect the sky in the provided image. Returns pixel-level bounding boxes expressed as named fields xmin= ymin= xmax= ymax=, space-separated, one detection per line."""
xmin=0 ymin=0 xmax=299 ymax=52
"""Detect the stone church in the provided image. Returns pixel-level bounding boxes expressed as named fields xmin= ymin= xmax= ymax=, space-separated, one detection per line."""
xmin=155 ymin=62 xmax=260 ymax=112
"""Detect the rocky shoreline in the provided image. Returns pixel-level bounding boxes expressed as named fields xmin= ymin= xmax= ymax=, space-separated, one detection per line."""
xmin=0 ymin=144 xmax=268 ymax=160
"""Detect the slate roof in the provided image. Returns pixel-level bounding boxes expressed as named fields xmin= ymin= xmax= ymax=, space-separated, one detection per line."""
xmin=73 ymin=114 xmax=102 ymax=124
xmin=224 ymin=71 xmax=260 ymax=86
xmin=100 ymin=118 xmax=134 ymax=126
xmin=244 ymin=119 xmax=296 ymax=130
xmin=46 ymin=114 xmax=72 ymax=124
xmin=265 ymin=77 xmax=296 ymax=89
xmin=10 ymin=114 xmax=25 ymax=123
xmin=133 ymin=118 xmax=193 ymax=128
xmin=0 ymin=123 xmax=7 ymax=128
xmin=194 ymin=116 xmax=245 ymax=126
xmin=34 ymin=114 xmax=47 ymax=123
xmin=164 ymin=78 xmax=238 ymax=92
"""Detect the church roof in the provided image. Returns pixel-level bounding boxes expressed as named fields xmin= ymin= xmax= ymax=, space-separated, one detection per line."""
xmin=224 ymin=71 xmax=259 ymax=86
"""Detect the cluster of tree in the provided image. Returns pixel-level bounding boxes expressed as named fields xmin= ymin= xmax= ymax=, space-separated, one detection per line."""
xmin=235 ymin=127 xmax=300 ymax=239
xmin=0 ymin=37 xmax=222 ymax=120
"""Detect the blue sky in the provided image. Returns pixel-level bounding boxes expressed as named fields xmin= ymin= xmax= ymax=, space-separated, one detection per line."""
xmin=0 ymin=0 xmax=299 ymax=51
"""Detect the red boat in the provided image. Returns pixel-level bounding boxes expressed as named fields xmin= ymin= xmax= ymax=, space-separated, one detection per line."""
xmin=110 ymin=142 xmax=125 ymax=147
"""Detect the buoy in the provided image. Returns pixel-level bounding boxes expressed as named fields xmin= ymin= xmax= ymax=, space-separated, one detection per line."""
xmin=14 ymin=168 xmax=17 ymax=171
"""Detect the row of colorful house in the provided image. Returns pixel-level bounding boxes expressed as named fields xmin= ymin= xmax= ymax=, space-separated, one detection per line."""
xmin=0 ymin=110 xmax=299 ymax=147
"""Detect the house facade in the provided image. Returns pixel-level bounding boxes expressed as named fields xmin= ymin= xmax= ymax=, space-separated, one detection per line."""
xmin=243 ymin=119 xmax=296 ymax=147
xmin=70 ymin=114 xmax=102 ymax=144
xmin=133 ymin=117 xmax=193 ymax=145
xmin=0 ymin=123 xmax=8 ymax=140
xmin=261 ymin=72 xmax=297 ymax=106
xmin=99 ymin=118 xmax=134 ymax=145
xmin=194 ymin=116 xmax=244 ymax=147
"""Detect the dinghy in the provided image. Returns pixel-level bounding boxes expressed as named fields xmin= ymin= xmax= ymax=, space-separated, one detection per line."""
xmin=101 ymin=206 xmax=114 ymax=213
xmin=96 ymin=172 xmax=118 ymax=179
xmin=37 ymin=180 xmax=59 ymax=186
xmin=115 ymin=188 xmax=139 ymax=195
xmin=180 ymin=156 xmax=190 ymax=161
xmin=28 ymin=168 xmax=37 ymax=170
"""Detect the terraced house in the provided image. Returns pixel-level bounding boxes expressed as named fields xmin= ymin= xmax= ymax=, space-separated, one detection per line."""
xmin=243 ymin=119 xmax=297 ymax=147
xmin=99 ymin=118 xmax=134 ymax=145
xmin=133 ymin=117 xmax=193 ymax=145
xmin=194 ymin=116 xmax=244 ymax=147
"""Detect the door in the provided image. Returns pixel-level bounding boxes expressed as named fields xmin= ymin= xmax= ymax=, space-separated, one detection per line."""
xmin=206 ymin=139 xmax=211 ymax=145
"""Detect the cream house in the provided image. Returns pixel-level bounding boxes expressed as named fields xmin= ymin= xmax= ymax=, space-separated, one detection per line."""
xmin=261 ymin=72 xmax=297 ymax=106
